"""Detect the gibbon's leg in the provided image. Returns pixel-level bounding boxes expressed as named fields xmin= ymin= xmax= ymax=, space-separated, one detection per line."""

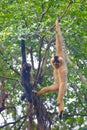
xmin=56 ymin=68 xmax=67 ymax=118
xmin=58 ymin=100 xmax=64 ymax=120
xmin=35 ymin=83 xmax=59 ymax=95
xmin=57 ymin=81 xmax=66 ymax=103
xmin=57 ymin=78 xmax=66 ymax=117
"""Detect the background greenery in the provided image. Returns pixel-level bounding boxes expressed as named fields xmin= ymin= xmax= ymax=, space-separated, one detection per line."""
xmin=0 ymin=0 xmax=87 ymax=130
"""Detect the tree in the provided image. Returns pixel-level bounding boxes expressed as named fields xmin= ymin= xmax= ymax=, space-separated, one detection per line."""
xmin=0 ymin=0 xmax=87 ymax=129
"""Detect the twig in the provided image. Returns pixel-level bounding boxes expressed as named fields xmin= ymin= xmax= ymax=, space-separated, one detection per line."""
xmin=35 ymin=36 xmax=44 ymax=84
xmin=53 ymin=112 xmax=87 ymax=117
xmin=58 ymin=0 xmax=73 ymax=22
xmin=39 ymin=38 xmax=53 ymax=76
xmin=0 ymin=115 xmax=27 ymax=128
xmin=0 ymin=75 xmax=19 ymax=81
xmin=0 ymin=106 xmax=16 ymax=113
xmin=40 ymin=5 xmax=51 ymax=22
xmin=17 ymin=116 xmax=27 ymax=130
xmin=29 ymin=46 xmax=35 ymax=70
xmin=0 ymin=51 xmax=20 ymax=75
xmin=45 ymin=1 xmax=73 ymax=32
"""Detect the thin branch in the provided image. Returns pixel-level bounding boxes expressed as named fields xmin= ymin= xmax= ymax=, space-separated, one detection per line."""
xmin=0 ymin=115 xmax=27 ymax=128
xmin=66 ymin=51 xmax=87 ymax=85
xmin=34 ymin=35 xmax=55 ymax=86
xmin=29 ymin=46 xmax=35 ymax=70
xmin=78 ymin=72 xmax=87 ymax=84
xmin=11 ymin=54 xmax=21 ymax=64
xmin=58 ymin=0 xmax=73 ymax=22
xmin=0 ymin=106 xmax=16 ymax=113
xmin=45 ymin=1 xmax=73 ymax=32
xmin=39 ymin=39 xmax=52 ymax=76
xmin=71 ymin=84 xmax=87 ymax=112
xmin=0 ymin=75 xmax=19 ymax=81
xmin=53 ymin=112 xmax=87 ymax=117
xmin=0 ymin=51 xmax=20 ymax=75
xmin=10 ymin=66 xmax=20 ymax=75
xmin=40 ymin=5 xmax=51 ymax=22
xmin=35 ymin=36 xmax=44 ymax=84
xmin=17 ymin=116 xmax=27 ymax=130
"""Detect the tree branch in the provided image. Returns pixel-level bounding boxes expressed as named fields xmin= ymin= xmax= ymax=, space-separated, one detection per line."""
xmin=17 ymin=116 xmax=27 ymax=130
xmin=29 ymin=46 xmax=35 ymax=70
xmin=0 ymin=106 xmax=16 ymax=113
xmin=40 ymin=4 xmax=51 ymax=22
xmin=0 ymin=51 xmax=20 ymax=75
xmin=39 ymin=38 xmax=52 ymax=76
xmin=35 ymin=36 xmax=44 ymax=84
xmin=45 ymin=1 xmax=73 ymax=32
xmin=58 ymin=0 xmax=73 ymax=22
xmin=0 ymin=75 xmax=19 ymax=81
xmin=53 ymin=112 xmax=87 ymax=117
xmin=0 ymin=115 xmax=27 ymax=128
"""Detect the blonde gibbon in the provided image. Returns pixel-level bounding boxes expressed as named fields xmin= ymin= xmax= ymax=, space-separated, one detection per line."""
xmin=34 ymin=19 xmax=67 ymax=119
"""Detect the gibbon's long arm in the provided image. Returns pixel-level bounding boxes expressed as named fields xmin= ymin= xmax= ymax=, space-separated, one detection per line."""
xmin=21 ymin=39 xmax=26 ymax=65
xmin=56 ymin=19 xmax=64 ymax=58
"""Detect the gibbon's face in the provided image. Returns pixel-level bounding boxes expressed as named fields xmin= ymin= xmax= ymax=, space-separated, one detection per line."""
xmin=54 ymin=56 xmax=59 ymax=67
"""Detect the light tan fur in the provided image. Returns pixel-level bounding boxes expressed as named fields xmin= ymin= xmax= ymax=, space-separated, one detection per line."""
xmin=35 ymin=19 xmax=67 ymax=119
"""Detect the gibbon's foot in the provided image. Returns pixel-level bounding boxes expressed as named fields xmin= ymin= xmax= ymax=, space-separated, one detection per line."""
xmin=58 ymin=111 xmax=63 ymax=120
xmin=32 ymin=90 xmax=38 ymax=94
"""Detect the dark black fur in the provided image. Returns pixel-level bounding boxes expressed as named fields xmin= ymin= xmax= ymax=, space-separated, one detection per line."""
xmin=54 ymin=56 xmax=59 ymax=65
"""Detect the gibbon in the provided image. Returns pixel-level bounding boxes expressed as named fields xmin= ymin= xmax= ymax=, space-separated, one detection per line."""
xmin=34 ymin=19 xmax=67 ymax=119
xmin=21 ymin=39 xmax=32 ymax=103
